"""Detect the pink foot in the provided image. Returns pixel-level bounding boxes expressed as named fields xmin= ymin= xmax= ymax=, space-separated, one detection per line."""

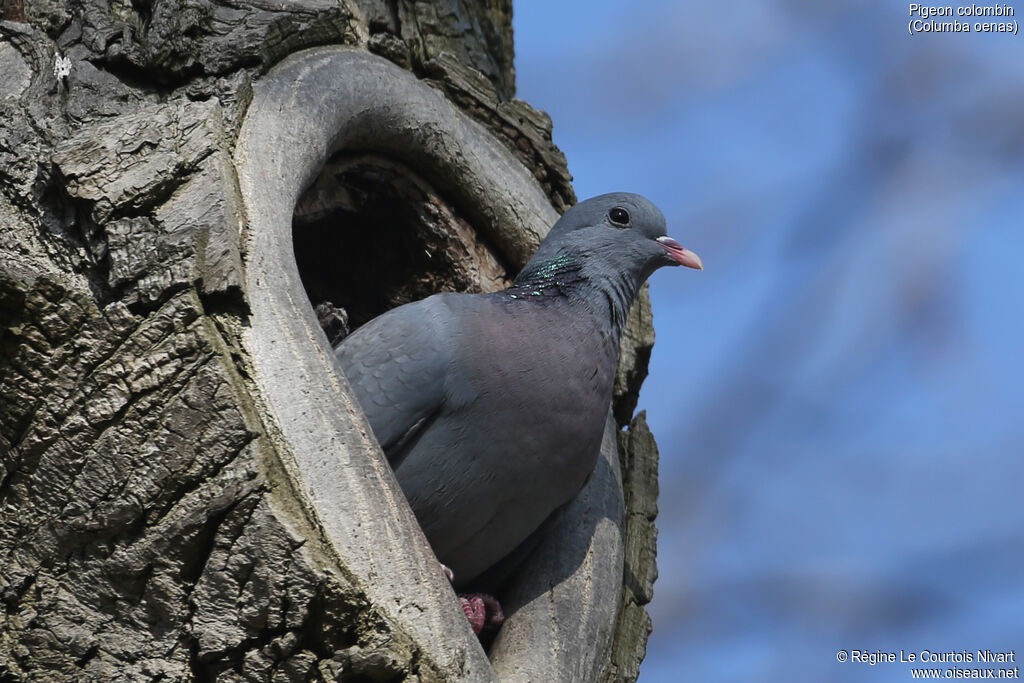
xmin=458 ymin=592 xmax=505 ymax=635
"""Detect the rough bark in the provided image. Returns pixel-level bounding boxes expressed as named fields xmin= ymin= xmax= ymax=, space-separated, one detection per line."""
xmin=604 ymin=413 xmax=660 ymax=683
xmin=0 ymin=1 xmax=660 ymax=681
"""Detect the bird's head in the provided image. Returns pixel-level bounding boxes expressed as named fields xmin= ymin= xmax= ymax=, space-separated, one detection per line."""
xmin=547 ymin=192 xmax=703 ymax=272
xmin=509 ymin=192 xmax=702 ymax=329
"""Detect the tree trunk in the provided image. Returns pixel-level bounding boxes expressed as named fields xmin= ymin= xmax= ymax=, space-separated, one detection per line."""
xmin=0 ymin=2 xmax=659 ymax=681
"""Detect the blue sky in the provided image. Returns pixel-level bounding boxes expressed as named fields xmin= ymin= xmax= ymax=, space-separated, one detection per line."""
xmin=514 ymin=2 xmax=1024 ymax=681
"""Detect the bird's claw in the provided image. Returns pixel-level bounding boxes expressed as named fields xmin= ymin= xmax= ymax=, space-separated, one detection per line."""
xmin=458 ymin=592 xmax=505 ymax=635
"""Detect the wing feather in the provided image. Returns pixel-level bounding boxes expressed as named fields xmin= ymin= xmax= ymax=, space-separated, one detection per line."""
xmin=334 ymin=295 xmax=453 ymax=459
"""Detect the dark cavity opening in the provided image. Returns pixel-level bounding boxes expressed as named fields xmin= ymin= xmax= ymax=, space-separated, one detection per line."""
xmin=292 ymin=154 xmax=511 ymax=345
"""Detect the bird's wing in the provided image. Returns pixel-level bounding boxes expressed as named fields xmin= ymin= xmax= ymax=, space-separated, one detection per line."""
xmin=333 ymin=295 xmax=454 ymax=460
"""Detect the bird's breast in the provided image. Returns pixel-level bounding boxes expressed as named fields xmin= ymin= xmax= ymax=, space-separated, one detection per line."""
xmin=451 ymin=302 xmax=619 ymax=495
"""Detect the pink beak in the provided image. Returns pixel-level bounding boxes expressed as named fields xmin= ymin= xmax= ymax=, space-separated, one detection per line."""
xmin=656 ymin=236 xmax=704 ymax=270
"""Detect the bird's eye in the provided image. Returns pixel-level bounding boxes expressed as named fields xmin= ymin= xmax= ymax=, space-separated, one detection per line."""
xmin=609 ymin=207 xmax=630 ymax=226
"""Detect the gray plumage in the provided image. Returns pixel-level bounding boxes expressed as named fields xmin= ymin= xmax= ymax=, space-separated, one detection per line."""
xmin=334 ymin=193 xmax=701 ymax=588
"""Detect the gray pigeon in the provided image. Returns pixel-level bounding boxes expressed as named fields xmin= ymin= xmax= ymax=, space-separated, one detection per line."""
xmin=334 ymin=192 xmax=701 ymax=591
